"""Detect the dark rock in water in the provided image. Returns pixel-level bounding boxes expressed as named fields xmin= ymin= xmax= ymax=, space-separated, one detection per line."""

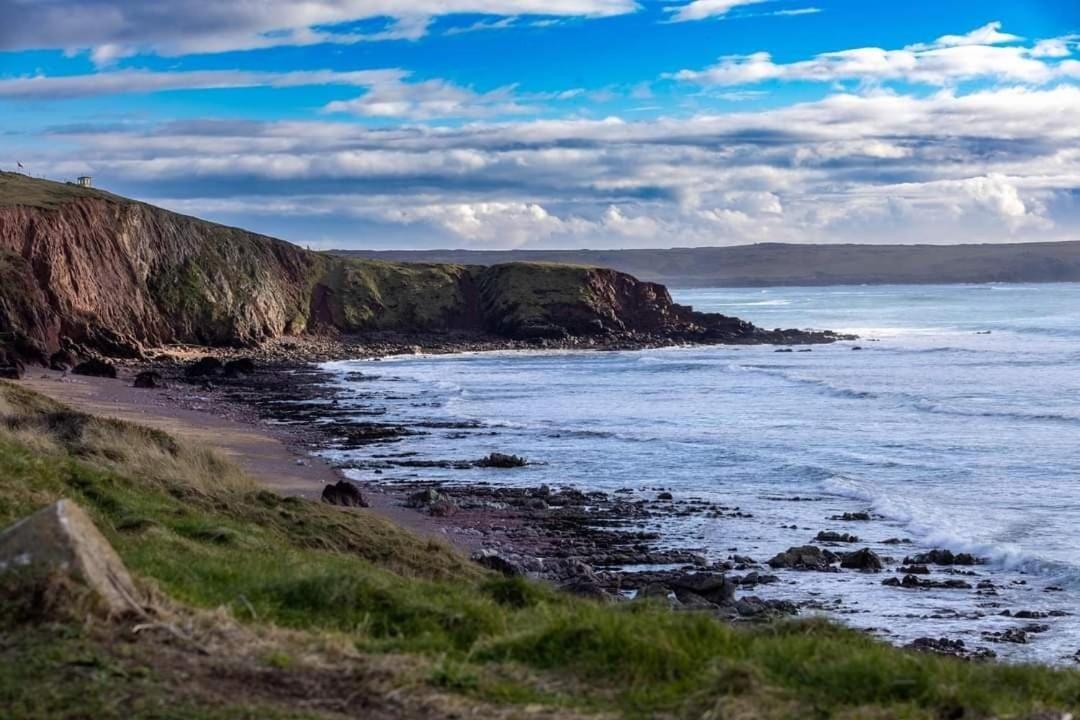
xmin=657 ymin=491 xmax=674 ymax=501
xmin=982 ymin=628 xmax=1030 ymax=644
xmin=72 ymin=359 xmax=117 ymax=378
xmin=223 ymin=357 xmax=256 ymax=377
xmin=768 ymin=545 xmax=839 ymax=571
xmin=881 ymin=537 xmax=912 ymax=545
xmin=904 ymin=549 xmax=985 ymax=566
xmin=816 ymin=530 xmax=859 ymax=543
xmin=133 ymin=371 xmax=163 ymax=389
xmin=471 ymin=551 xmax=523 ymax=577
xmin=840 ymin=548 xmax=884 ymax=572
xmin=48 ymin=349 xmax=76 ymax=372
xmin=831 ymin=511 xmax=872 ymax=521
xmin=185 ymin=356 xmax=223 ymax=378
xmin=898 ymin=565 xmax=931 ymax=575
xmin=907 ymin=637 xmax=996 ymax=660
xmin=883 ymin=574 xmax=972 ymax=590
xmin=738 ymin=571 xmax=780 ymax=586
xmin=474 ymin=452 xmax=527 ymax=468
xmin=321 ymin=481 xmax=368 ymax=508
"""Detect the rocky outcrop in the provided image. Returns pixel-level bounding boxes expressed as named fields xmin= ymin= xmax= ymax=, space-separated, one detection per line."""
xmin=0 ymin=499 xmax=142 ymax=618
xmin=0 ymin=172 xmax=842 ymax=361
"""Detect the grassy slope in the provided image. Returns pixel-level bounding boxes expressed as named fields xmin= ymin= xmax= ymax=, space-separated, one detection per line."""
xmin=2 ymin=385 xmax=1080 ymax=719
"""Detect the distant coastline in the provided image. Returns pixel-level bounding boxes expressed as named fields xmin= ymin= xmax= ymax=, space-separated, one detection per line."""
xmin=334 ymin=241 xmax=1080 ymax=288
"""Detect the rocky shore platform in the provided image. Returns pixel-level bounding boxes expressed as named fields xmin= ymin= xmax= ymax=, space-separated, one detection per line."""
xmin=62 ymin=334 xmax=1075 ymax=666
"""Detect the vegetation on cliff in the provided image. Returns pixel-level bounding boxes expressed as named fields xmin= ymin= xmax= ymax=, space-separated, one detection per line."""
xmin=2 ymin=381 xmax=1079 ymax=719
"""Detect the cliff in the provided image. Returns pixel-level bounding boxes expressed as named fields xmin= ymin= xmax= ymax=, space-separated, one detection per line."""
xmin=0 ymin=172 xmax=832 ymax=361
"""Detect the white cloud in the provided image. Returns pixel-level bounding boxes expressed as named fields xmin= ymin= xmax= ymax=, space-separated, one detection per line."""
xmin=324 ymin=77 xmax=525 ymax=120
xmin=0 ymin=69 xmax=406 ymax=99
xmin=0 ymin=0 xmax=639 ymax=58
xmin=666 ymin=0 xmax=766 ymax=22
xmin=16 ymin=85 xmax=1080 ymax=248
xmin=674 ymin=22 xmax=1078 ymax=87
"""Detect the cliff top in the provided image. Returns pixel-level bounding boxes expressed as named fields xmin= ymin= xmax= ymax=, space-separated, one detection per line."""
xmin=0 ymin=171 xmax=127 ymax=210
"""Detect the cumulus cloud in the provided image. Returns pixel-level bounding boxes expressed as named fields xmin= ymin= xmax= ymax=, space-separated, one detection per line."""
xmin=324 ymin=77 xmax=526 ymax=120
xmin=15 ymin=84 xmax=1079 ymax=248
xmin=673 ymin=22 xmax=1079 ymax=86
xmin=0 ymin=0 xmax=638 ymax=58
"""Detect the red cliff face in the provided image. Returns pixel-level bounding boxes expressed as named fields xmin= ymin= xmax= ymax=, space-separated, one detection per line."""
xmin=0 ymin=193 xmax=318 ymax=358
xmin=0 ymin=173 xmax=836 ymax=361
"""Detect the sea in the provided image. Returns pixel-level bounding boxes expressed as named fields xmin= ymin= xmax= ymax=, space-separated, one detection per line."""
xmin=321 ymin=283 xmax=1080 ymax=664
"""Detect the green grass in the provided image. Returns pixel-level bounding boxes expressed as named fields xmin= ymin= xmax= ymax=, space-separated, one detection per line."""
xmin=2 ymin=381 xmax=1080 ymax=718
xmin=477 ymin=263 xmax=596 ymax=333
xmin=0 ymin=171 xmax=122 ymax=209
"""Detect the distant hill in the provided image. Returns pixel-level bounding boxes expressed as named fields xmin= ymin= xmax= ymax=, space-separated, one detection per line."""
xmin=334 ymin=242 xmax=1080 ymax=287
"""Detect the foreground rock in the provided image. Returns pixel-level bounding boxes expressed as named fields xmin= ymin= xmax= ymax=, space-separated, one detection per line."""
xmin=0 ymin=348 xmax=25 ymax=379
xmin=0 ymin=499 xmax=141 ymax=617
xmin=903 ymin=549 xmax=985 ymax=566
xmin=133 ymin=370 xmax=164 ymax=389
xmin=840 ymin=548 xmax=884 ymax=572
xmin=72 ymin=359 xmax=117 ymax=378
xmin=321 ymin=480 xmax=369 ymax=507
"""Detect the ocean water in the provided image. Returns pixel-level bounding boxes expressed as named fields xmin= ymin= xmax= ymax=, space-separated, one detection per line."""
xmin=322 ymin=283 xmax=1080 ymax=664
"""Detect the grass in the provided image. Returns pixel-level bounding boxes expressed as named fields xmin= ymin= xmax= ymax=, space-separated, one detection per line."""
xmin=2 ymin=381 xmax=1080 ymax=718
xmin=476 ymin=263 xmax=598 ymax=333
xmin=0 ymin=171 xmax=122 ymax=209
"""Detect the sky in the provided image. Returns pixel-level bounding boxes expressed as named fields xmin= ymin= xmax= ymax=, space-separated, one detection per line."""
xmin=1 ymin=1 xmax=1079 ymax=250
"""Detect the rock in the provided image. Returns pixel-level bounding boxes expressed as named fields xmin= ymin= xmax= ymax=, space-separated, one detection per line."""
xmin=884 ymin=574 xmax=972 ymax=590
xmin=72 ymin=359 xmax=117 ymax=378
xmin=831 ymin=511 xmax=872 ymax=521
xmin=0 ymin=348 xmax=25 ymax=379
xmin=903 ymin=549 xmax=985 ymax=566
xmin=223 ymin=358 xmax=256 ymax=377
xmin=0 ymin=499 xmax=141 ymax=618
xmin=667 ymin=572 xmax=737 ymax=606
xmin=405 ymin=488 xmax=457 ymax=516
xmin=471 ymin=551 xmax=523 ymax=577
xmin=907 ymin=637 xmax=996 ymax=660
xmin=133 ymin=370 xmax=163 ymax=389
xmin=49 ymin=349 xmax=76 ymax=372
xmin=840 ymin=548 xmax=884 ymax=572
xmin=738 ymin=571 xmax=780 ymax=586
xmin=816 ymin=530 xmax=859 ymax=543
xmin=320 ymin=481 xmax=368 ymax=508
xmin=474 ymin=452 xmax=527 ymax=468
xmin=982 ymin=628 xmax=1030 ymax=644
xmin=898 ymin=565 xmax=930 ymax=575
xmin=735 ymin=596 xmax=798 ymax=618
xmin=657 ymin=491 xmax=674 ymax=501
xmin=185 ymin=356 xmax=223 ymax=378
xmin=768 ymin=545 xmax=838 ymax=571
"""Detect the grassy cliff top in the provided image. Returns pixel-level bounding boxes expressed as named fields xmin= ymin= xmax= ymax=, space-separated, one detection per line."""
xmin=0 ymin=171 xmax=127 ymax=209
xmin=2 ymin=381 xmax=1079 ymax=719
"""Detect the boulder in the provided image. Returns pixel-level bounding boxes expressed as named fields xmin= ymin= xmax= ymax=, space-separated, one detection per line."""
xmin=72 ymin=359 xmax=117 ymax=378
xmin=904 ymin=549 xmax=985 ymax=566
xmin=0 ymin=499 xmax=141 ymax=618
xmin=768 ymin=545 xmax=838 ymax=571
xmin=474 ymin=452 xmax=527 ymax=468
xmin=471 ymin=550 xmax=524 ymax=577
xmin=49 ymin=349 xmax=77 ymax=372
xmin=815 ymin=530 xmax=860 ymax=543
xmin=0 ymin=348 xmax=25 ymax=380
xmin=405 ymin=488 xmax=457 ymax=517
xmin=185 ymin=356 xmax=223 ymax=378
xmin=667 ymin=572 xmax=737 ymax=605
xmin=223 ymin=358 xmax=256 ymax=378
xmin=840 ymin=548 xmax=884 ymax=572
xmin=133 ymin=371 xmax=164 ymax=389
xmin=320 ymin=481 xmax=368 ymax=508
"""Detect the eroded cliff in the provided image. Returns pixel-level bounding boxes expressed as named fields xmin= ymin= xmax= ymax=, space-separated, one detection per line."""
xmin=0 ymin=172 xmax=834 ymax=361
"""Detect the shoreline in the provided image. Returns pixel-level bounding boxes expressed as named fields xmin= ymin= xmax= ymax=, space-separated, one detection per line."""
xmin=20 ymin=332 xmax=1069 ymax=664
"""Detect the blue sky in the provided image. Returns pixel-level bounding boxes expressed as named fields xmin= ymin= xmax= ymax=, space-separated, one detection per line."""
xmin=1 ymin=0 xmax=1079 ymax=248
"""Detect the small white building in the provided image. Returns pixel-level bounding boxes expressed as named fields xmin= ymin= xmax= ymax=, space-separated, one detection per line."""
xmin=76 ymin=176 xmax=92 ymax=188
